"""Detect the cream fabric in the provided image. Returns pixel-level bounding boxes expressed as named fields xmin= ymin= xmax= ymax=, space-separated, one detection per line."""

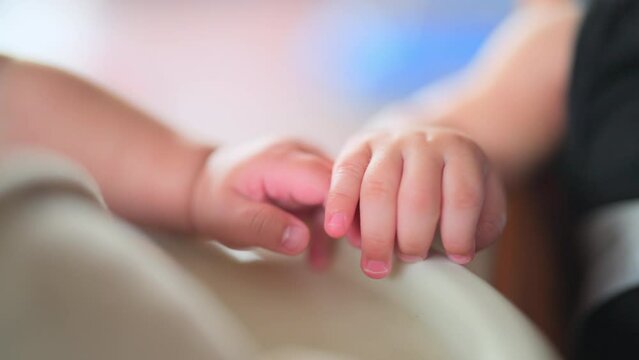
xmin=0 ymin=150 xmax=560 ymax=360
xmin=0 ymin=151 xmax=258 ymax=360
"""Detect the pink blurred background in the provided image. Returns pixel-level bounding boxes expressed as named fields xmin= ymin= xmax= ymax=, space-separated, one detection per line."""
xmin=0 ymin=0 xmax=509 ymax=152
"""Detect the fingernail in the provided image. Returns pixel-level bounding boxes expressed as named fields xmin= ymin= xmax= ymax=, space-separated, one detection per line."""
xmin=282 ymin=225 xmax=306 ymax=253
xmin=398 ymin=254 xmax=424 ymax=263
xmin=363 ymin=258 xmax=390 ymax=279
xmin=326 ymin=213 xmax=346 ymax=233
xmin=449 ymin=254 xmax=473 ymax=265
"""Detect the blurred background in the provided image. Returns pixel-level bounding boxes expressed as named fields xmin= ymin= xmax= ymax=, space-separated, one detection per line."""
xmin=0 ymin=0 xmax=510 ymax=152
xmin=3 ymin=0 xmax=579 ymax=354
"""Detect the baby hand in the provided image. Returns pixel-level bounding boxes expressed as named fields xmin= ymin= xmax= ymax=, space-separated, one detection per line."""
xmin=189 ymin=138 xmax=333 ymax=258
xmin=324 ymin=125 xmax=506 ymax=279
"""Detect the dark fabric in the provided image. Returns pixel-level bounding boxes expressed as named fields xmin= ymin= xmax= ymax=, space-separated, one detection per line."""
xmin=567 ymin=1 xmax=639 ymax=359
xmin=563 ymin=0 xmax=639 ymax=216
xmin=575 ymin=287 xmax=639 ymax=360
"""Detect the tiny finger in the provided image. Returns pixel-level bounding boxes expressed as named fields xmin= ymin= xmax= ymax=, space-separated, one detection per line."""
xmin=440 ymin=143 xmax=486 ymax=264
xmin=324 ymin=146 xmax=372 ymax=238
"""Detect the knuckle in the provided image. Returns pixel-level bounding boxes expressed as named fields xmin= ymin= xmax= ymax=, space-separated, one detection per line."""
xmin=446 ymin=137 xmax=475 ymax=156
xmin=421 ymin=149 xmax=444 ymax=167
xmin=327 ymin=189 xmax=357 ymax=206
xmin=468 ymin=140 xmax=484 ymax=157
xmin=363 ymin=233 xmax=392 ymax=251
xmin=400 ymin=132 xmax=427 ymax=147
xmin=466 ymin=142 xmax=487 ymax=164
xmin=402 ymin=188 xmax=434 ymax=210
xmin=451 ymin=186 xmax=482 ymax=210
xmin=334 ymin=160 xmax=367 ymax=179
xmin=444 ymin=131 xmax=470 ymax=145
xmin=361 ymin=177 xmax=392 ymax=199
xmin=425 ymin=130 xmax=451 ymax=146
xmin=247 ymin=207 xmax=276 ymax=237
xmin=445 ymin=134 xmax=485 ymax=159
xmin=379 ymin=140 xmax=402 ymax=154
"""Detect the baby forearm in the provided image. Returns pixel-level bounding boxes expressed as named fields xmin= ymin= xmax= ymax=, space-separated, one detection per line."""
xmin=0 ymin=57 xmax=213 ymax=231
xmin=391 ymin=2 xmax=581 ymax=185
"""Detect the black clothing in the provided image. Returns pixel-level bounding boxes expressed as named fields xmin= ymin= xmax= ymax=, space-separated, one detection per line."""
xmin=564 ymin=0 xmax=639 ymax=216
xmin=575 ymin=287 xmax=639 ymax=360
xmin=566 ymin=1 xmax=639 ymax=359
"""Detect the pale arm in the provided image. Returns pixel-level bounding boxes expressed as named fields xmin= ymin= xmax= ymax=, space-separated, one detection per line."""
xmin=0 ymin=57 xmax=213 ymax=231
xmin=383 ymin=1 xmax=581 ymax=184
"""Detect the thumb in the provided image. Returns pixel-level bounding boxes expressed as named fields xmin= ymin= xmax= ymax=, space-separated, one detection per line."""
xmin=223 ymin=197 xmax=310 ymax=255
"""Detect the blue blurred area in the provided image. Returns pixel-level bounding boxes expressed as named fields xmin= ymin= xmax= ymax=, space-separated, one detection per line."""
xmin=334 ymin=19 xmax=497 ymax=102
xmin=301 ymin=1 xmax=510 ymax=104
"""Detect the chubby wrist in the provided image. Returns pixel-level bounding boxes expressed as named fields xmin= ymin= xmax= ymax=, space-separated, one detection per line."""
xmin=131 ymin=139 xmax=215 ymax=234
